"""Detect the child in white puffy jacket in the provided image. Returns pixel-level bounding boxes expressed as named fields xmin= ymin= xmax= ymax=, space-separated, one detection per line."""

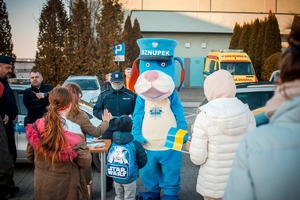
xmin=189 ymin=70 xmax=255 ymax=200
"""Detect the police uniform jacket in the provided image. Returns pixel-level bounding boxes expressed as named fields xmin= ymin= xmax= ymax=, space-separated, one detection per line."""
xmin=0 ymin=78 xmax=18 ymax=123
xmin=23 ymin=83 xmax=53 ymax=125
xmin=93 ymin=87 xmax=136 ymax=131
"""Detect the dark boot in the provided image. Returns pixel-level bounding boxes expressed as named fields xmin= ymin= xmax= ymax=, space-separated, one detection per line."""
xmin=106 ymin=176 xmax=114 ymax=192
xmin=136 ymin=192 xmax=160 ymax=200
xmin=8 ymin=180 xmax=19 ymax=198
xmin=0 ymin=185 xmax=11 ymax=200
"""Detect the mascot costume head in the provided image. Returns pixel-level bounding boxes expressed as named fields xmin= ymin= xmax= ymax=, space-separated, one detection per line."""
xmin=128 ymin=38 xmax=184 ymax=96
xmin=130 ymin=38 xmax=188 ymax=200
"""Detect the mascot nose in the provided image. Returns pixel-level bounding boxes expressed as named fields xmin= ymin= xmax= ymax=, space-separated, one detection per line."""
xmin=144 ymin=71 xmax=159 ymax=82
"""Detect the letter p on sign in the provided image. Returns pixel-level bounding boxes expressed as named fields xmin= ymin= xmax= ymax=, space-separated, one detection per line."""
xmin=113 ymin=43 xmax=125 ymax=62
xmin=115 ymin=44 xmax=122 ymax=55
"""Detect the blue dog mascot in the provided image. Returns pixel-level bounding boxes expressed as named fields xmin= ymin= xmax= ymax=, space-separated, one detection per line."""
xmin=129 ymin=38 xmax=187 ymax=200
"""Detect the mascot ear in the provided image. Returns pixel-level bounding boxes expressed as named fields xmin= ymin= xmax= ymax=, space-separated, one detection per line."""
xmin=175 ymin=57 xmax=185 ymax=91
xmin=128 ymin=59 xmax=140 ymax=92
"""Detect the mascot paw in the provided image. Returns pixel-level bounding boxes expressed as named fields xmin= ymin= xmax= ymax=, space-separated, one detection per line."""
xmin=136 ymin=192 xmax=160 ymax=200
xmin=161 ymin=195 xmax=179 ymax=200
xmin=135 ymin=135 xmax=147 ymax=144
xmin=183 ymin=134 xmax=189 ymax=143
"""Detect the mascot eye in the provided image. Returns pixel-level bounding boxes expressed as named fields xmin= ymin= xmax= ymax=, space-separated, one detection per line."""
xmin=146 ymin=63 xmax=150 ymax=67
xmin=161 ymin=62 xmax=166 ymax=67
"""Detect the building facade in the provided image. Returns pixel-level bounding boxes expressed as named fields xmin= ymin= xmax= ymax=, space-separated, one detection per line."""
xmin=122 ymin=0 xmax=299 ymax=87
xmin=14 ymin=58 xmax=34 ymax=78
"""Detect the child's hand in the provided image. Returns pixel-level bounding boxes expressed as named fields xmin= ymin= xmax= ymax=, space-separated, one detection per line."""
xmin=102 ymin=109 xmax=113 ymax=122
xmin=185 ymin=141 xmax=191 ymax=151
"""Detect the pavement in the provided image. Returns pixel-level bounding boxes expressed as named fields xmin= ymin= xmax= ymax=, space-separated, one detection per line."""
xmin=177 ymin=87 xmax=204 ymax=107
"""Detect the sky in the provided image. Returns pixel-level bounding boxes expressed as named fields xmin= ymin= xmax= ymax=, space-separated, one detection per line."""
xmin=5 ymin=0 xmax=47 ymax=59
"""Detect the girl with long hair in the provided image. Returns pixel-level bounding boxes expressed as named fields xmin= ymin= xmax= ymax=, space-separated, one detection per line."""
xmin=26 ymin=86 xmax=91 ymax=200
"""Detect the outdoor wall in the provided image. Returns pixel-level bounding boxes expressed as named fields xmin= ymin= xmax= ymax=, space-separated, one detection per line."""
xmin=189 ymin=57 xmax=205 ymax=87
xmin=173 ymin=57 xmax=205 ymax=88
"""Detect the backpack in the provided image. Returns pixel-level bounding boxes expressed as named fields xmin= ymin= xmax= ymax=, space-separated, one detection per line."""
xmin=106 ymin=141 xmax=136 ymax=180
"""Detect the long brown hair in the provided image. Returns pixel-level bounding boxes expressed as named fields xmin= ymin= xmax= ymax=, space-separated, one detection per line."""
xmin=37 ymin=87 xmax=73 ymax=165
xmin=64 ymin=82 xmax=82 ymax=116
xmin=279 ymin=15 xmax=300 ymax=83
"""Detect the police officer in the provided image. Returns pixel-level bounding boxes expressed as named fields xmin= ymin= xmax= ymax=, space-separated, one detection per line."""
xmin=0 ymin=55 xmax=19 ymax=197
xmin=0 ymin=82 xmax=14 ymax=199
xmin=93 ymin=71 xmax=136 ymax=191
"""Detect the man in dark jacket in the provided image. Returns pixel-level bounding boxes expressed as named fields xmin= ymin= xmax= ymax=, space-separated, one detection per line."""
xmin=93 ymin=71 xmax=136 ymax=191
xmin=101 ymin=73 xmax=112 ymax=91
xmin=23 ymin=70 xmax=53 ymax=126
xmin=0 ymin=55 xmax=19 ymax=197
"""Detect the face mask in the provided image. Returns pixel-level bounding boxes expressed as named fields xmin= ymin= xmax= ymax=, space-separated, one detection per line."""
xmin=111 ymin=83 xmax=123 ymax=90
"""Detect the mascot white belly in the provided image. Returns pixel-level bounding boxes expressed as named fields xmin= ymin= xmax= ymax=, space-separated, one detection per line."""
xmin=142 ymin=99 xmax=176 ymax=150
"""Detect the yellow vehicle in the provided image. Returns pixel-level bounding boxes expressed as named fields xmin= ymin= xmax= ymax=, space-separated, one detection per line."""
xmin=203 ymin=49 xmax=258 ymax=83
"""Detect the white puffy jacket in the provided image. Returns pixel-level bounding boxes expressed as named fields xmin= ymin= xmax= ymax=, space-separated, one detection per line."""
xmin=189 ymin=97 xmax=255 ymax=198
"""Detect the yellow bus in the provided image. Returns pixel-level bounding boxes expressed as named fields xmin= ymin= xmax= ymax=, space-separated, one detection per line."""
xmin=203 ymin=49 xmax=258 ymax=83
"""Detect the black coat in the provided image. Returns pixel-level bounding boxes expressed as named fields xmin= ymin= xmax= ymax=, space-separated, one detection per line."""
xmin=101 ymin=81 xmax=111 ymax=91
xmin=0 ymin=118 xmax=14 ymax=193
xmin=0 ymin=77 xmax=19 ymax=161
xmin=23 ymin=83 xmax=53 ymax=125
xmin=0 ymin=78 xmax=18 ymax=122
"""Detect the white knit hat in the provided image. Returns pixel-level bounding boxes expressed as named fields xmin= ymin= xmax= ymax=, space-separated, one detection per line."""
xmin=204 ymin=69 xmax=236 ymax=101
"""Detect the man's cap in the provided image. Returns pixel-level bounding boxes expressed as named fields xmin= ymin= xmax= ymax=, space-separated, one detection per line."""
xmin=110 ymin=71 xmax=124 ymax=83
xmin=0 ymin=55 xmax=13 ymax=65
xmin=137 ymin=38 xmax=177 ymax=60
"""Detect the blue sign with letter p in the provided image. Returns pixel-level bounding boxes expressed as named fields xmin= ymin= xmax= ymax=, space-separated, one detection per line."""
xmin=113 ymin=43 xmax=125 ymax=56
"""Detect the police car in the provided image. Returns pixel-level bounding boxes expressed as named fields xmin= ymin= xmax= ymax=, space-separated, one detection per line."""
xmin=63 ymin=75 xmax=101 ymax=104
xmin=10 ymin=84 xmax=101 ymax=162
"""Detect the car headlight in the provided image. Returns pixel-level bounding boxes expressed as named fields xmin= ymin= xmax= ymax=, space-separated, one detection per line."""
xmin=89 ymin=96 xmax=98 ymax=105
